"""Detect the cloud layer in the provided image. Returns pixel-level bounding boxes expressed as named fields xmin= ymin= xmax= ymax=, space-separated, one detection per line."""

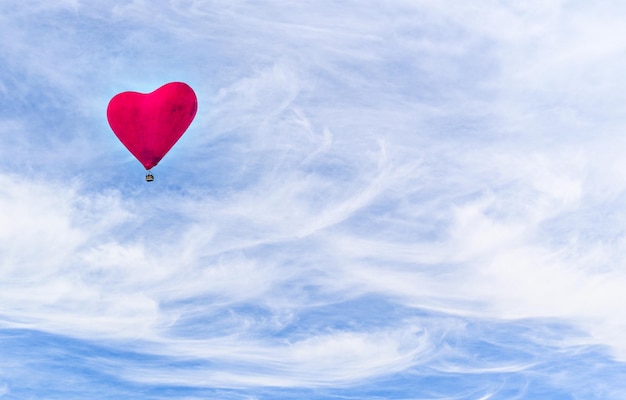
xmin=2 ymin=1 xmax=626 ymax=399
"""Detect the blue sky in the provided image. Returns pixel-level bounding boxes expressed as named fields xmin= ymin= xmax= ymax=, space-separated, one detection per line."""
xmin=2 ymin=1 xmax=626 ymax=399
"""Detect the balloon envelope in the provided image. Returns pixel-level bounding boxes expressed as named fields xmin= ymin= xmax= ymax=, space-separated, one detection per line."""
xmin=107 ymin=82 xmax=197 ymax=170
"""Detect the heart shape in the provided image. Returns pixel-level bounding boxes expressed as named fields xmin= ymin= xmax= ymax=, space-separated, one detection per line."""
xmin=107 ymin=82 xmax=197 ymax=170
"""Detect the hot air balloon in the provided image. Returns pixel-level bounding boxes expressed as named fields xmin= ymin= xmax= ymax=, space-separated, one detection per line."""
xmin=107 ymin=82 xmax=197 ymax=181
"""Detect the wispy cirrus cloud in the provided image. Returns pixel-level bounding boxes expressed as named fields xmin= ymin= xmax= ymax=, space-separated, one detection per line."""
xmin=3 ymin=1 xmax=626 ymax=399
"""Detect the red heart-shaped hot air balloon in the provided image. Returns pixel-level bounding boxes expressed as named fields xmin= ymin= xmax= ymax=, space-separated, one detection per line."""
xmin=107 ymin=82 xmax=197 ymax=173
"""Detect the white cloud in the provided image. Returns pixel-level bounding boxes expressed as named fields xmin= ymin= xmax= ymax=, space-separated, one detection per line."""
xmin=3 ymin=0 xmax=626 ymax=396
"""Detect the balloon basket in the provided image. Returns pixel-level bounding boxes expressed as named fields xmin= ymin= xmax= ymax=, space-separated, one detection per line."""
xmin=146 ymin=171 xmax=154 ymax=182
